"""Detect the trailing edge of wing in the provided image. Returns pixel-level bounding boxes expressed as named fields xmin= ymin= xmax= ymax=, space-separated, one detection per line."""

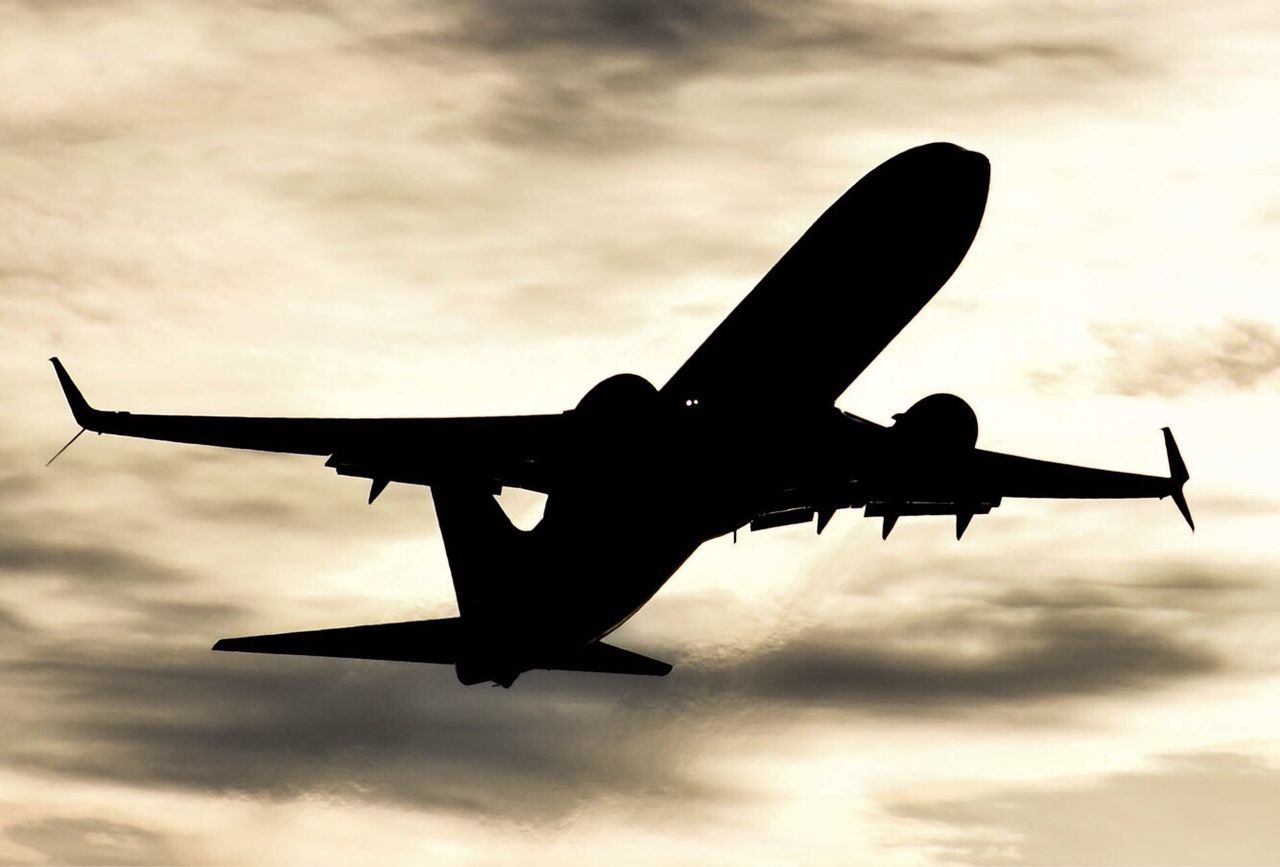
xmin=965 ymin=427 xmax=1193 ymax=531
xmin=213 ymin=617 xmax=462 ymax=664
xmin=47 ymin=358 xmax=565 ymax=491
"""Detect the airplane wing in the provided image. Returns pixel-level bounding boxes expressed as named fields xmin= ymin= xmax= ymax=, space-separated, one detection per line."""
xmin=662 ymin=143 xmax=991 ymax=410
xmin=965 ymin=427 xmax=1193 ymax=527
xmin=747 ymin=427 xmax=1193 ymax=538
xmin=50 ymin=358 xmax=566 ymax=494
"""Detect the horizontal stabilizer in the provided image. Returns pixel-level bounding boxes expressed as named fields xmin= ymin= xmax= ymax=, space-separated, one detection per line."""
xmin=214 ymin=619 xmax=671 ymax=679
xmin=543 ymin=641 xmax=672 ymax=677
xmin=213 ymin=617 xmax=462 ymax=664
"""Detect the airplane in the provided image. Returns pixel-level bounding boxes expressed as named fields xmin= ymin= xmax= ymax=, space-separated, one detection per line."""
xmin=49 ymin=142 xmax=1193 ymax=687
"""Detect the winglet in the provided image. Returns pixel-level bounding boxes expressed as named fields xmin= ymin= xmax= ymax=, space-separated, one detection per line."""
xmin=49 ymin=358 xmax=99 ymax=429
xmin=1162 ymin=427 xmax=1194 ymax=531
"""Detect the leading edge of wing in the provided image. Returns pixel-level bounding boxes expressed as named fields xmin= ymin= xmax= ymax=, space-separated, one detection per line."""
xmin=662 ymin=143 xmax=990 ymax=409
xmin=969 ymin=427 xmax=1193 ymax=529
xmin=48 ymin=358 xmax=565 ymax=472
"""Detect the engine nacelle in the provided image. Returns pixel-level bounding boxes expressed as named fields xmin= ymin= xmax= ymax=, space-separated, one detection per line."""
xmin=891 ymin=392 xmax=978 ymax=452
xmin=568 ymin=374 xmax=662 ymax=487
xmin=575 ymin=373 xmax=659 ymax=416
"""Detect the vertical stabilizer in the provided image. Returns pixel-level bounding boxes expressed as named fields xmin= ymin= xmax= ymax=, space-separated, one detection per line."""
xmin=430 ymin=485 xmax=528 ymax=621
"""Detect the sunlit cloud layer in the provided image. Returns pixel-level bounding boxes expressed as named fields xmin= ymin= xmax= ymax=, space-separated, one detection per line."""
xmin=4 ymin=0 xmax=1280 ymax=863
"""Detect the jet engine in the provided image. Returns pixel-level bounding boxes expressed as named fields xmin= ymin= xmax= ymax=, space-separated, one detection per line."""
xmin=871 ymin=393 xmax=985 ymax=538
xmin=890 ymin=392 xmax=978 ymax=453
xmin=575 ymin=373 xmax=659 ymax=417
xmin=569 ymin=374 xmax=662 ymax=487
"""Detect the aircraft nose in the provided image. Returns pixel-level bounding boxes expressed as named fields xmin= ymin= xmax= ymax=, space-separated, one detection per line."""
xmin=958 ymin=145 xmax=992 ymax=190
xmin=889 ymin=141 xmax=990 ymax=191
xmin=858 ymin=142 xmax=991 ymax=238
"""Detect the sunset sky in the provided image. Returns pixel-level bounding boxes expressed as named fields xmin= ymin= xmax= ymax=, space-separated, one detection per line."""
xmin=4 ymin=0 xmax=1280 ymax=863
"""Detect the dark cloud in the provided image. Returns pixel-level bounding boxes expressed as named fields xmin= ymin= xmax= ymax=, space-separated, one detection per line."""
xmin=4 ymin=816 xmax=177 ymax=867
xmin=455 ymin=0 xmax=770 ymax=55
xmin=443 ymin=0 xmax=1137 ymax=76
xmin=682 ymin=605 xmax=1219 ymax=709
xmin=125 ymin=597 xmax=250 ymax=638
xmin=360 ymin=1 xmax=1149 ymax=152
xmin=1104 ymin=319 xmax=1280 ymax=395
xmin=0 ymin=527 xmax=185 ymax=586
xmin=2 ymin=643 xmax=723 ymax=820
xmin=1039 ymin=319 xmax=1280 ymax=396
xmin=0 ymin=611 xmax=1215 ymax=824
xmin=889 ymin=752 xmax=1280 ymax=866
xmin=649 ymin=555 xmax=1261 ymax=710
xmin=0 ymin=559 xmax=1236 ymax=822
xmin=0 ymin=604 xmax=31 ymax=640
xmin=0 ymin=472 xmax=38 ymax=499
xmin=992 ymin=568 xmax=1261 ymax=614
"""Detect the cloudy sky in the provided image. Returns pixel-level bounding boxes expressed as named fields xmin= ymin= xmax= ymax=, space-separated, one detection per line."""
xmin=4 ymin=0 xmax=1280 ymax=863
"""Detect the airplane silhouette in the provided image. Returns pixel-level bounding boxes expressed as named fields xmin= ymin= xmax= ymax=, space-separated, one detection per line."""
xmin=50 ymin=142 xmax=1192 ymax=687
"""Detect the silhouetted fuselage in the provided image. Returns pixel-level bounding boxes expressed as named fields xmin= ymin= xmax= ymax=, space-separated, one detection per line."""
xmin=52 ymin=142 xmax=1188 ymax=688
xmin=453 ymin=394 xmax=884 ymax=684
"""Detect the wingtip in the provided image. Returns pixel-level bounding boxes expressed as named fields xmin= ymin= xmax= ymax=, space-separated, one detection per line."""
xmin=1172 ymin=487 xmax=1195 ymax=532
xmin=1162 ymin=427 xmax=1189 ymax=483
xmin=49 ymin=357 xmax=96 ymax=427
xmin=1162 ymin=427 xmax=1194 ymax=531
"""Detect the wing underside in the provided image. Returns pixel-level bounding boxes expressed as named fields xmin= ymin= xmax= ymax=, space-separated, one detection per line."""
xmin=50 ymin=358 xmax=564 ymax=493
xmin=744 ymin=427 xmax=1192 ymax=539
xmin=966 ymin=427 xmax=1193 ymax=527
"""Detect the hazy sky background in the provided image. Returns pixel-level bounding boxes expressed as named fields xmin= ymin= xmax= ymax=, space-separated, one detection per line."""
xmin=3 ymin=0 xmax=1280 ymax=863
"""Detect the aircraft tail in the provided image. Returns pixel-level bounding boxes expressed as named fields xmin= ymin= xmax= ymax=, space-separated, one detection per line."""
xmin=430 ymin=484 xmax=529 ymax=622
xmin=214 ymin=617 xmax=672 ymax=682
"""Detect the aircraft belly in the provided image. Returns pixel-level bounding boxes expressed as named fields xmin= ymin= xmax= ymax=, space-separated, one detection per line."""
xmin=486 ymin=407 xmax=863 ymax=674
xmin=515 ymin=497 xmax=701 ymax=655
